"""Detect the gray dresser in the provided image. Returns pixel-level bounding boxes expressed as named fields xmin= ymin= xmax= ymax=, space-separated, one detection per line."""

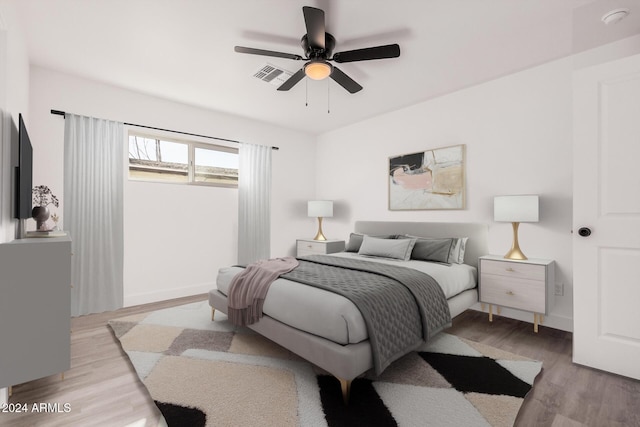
xmin=0 ymin=236 xmax=72 ymax=388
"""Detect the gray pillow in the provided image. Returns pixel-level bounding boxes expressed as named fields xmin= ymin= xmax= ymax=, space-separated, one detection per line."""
xmin=407 ymin=236 xmax=454 ymax=263
xmin=345 ymin=233 xmax=396 ymax=252
xmin=358 ymin=235 xmax=417 ymax=261
xmin=345 ymin=233 xmax=365 ymax=252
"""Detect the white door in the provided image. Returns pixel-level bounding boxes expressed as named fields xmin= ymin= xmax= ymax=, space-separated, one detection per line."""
xmin=573 ymin=53 xmax=640 ymax=380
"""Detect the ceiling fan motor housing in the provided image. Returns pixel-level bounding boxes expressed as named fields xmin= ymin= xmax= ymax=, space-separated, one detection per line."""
xmin=301 ymin=32 xmax=336 ymax=59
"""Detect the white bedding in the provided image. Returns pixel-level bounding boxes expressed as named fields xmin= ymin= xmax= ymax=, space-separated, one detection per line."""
xmin=216 ymin=253 xmax=477 ymax=346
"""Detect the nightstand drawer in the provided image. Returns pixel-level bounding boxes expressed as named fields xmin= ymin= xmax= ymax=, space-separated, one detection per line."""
xmin=296 ymin=240 xmax=345 ymax=257
xmin=481 ymin=259 xmax=546 ymax=281
xmin=480 ymin=275 xmax=545 ymax=313
xmin=297 ymin=240 xmax=327 ymax=255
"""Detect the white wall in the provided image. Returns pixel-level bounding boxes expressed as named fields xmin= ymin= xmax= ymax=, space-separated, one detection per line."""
xmin=28 ymin=66 xmax=316 ymax=307
xmin=315 ymin=35 xmax=640 ymax=332
xmin=0 ymin=1 xmax=29 ymax=244
xmin=573 ymin=33 xmax=640 ymax=69
xmin=317 ymin=57 xmax=575 ymax=330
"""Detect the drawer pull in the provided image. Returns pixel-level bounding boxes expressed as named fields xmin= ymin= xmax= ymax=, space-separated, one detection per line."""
xmin=307 ymin=245 xmax=313 ymax=248
xmin=506 ymin=291 xmax=515 ymax=296
xmin=505 ymin=267 xmax=515 ymax=272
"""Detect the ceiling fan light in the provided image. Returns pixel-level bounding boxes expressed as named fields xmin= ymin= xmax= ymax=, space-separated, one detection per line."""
xmin=305 ymin=61 xmax=332 ymax=80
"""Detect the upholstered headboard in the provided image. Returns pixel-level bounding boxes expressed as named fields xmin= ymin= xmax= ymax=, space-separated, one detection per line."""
xmin=354 ymin=221 xmax=489 ymax=268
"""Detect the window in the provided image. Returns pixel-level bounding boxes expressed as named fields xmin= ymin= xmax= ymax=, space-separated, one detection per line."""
xmin=128 ymin=135 xmax=189 ymax=183
xmin=128 ymin=133 xmax=238 ymax=187
xmin=194 ymin=145 xmax=239 ymax=185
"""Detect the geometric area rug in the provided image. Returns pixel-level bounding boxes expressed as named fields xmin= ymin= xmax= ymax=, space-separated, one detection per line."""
xmin=109 ymin=301 xmax=542 ymax=427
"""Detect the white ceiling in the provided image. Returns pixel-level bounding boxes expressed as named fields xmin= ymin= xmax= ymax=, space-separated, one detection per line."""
xmin=12 ymin=0 xmax=640 ymax=134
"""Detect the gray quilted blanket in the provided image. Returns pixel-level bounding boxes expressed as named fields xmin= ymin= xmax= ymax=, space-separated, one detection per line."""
xmin=281 ymin=255 xmax=452 ymax=375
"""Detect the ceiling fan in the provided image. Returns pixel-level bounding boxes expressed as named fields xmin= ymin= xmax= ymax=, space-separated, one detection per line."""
xmin=234 ymin=6 xmax=400 ymax=94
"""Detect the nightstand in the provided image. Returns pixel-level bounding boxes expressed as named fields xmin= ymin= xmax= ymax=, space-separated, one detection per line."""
xmin=296 ymin=239 xmax=345 ymax=257
xmin=478 ymin=255 xmax=555 ymax=332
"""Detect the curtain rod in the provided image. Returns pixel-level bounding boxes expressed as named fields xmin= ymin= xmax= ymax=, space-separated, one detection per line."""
xmin=50 ymin=109 xmax=279 ymax=150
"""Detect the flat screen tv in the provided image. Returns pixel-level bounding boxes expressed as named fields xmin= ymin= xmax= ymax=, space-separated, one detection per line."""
xmin=14 ymin=113 xmax=33 ymax=219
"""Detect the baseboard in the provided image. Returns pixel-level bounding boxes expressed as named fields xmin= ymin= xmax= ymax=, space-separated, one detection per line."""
xmin=470 ymin=303 xmax=573 ymax=332
xmin=124 ymin=282 xmax=215 ymax=307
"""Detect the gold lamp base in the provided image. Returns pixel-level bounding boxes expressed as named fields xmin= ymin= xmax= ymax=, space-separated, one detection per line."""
xmin=313 ymin=217 xmax=327 ymax=241
xmin=504 ymin=222 xmax=528 ymax=260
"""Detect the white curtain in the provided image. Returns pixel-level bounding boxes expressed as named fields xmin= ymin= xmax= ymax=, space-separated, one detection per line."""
xmin=64 ymin=114 xmax=124 ymax=316
xmin=237 ymin=143 xmax=272 ymax=265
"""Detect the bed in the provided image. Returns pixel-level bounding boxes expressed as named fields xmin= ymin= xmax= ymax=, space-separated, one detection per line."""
xmin=209 ymin=221 xmax=488 ymax=402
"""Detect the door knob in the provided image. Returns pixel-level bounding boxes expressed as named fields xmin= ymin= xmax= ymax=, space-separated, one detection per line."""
xmin=578 ymin=227 xmax=592 ymax=237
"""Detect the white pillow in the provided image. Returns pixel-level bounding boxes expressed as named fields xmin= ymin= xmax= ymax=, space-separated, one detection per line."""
xmin=345 ymin=232 xmax=396 ymax=252
xmin=448 ymin=237 xmax=469 ymax=264
xmin=358 ymin=235 xmax=417 ymax=261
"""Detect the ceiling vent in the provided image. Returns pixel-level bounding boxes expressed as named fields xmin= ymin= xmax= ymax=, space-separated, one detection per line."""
xmin=253 ymin=63 xmax=293 ymax=86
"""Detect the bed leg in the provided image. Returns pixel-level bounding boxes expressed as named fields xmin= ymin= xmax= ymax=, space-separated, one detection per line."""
xmin=211 ymin=307 xmax=215 ymax=321
xmin=338 ymin=378 xmax=352 ymax=405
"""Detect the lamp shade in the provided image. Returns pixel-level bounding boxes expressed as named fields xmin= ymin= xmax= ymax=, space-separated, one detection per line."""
xmin=308 ymin=200 xmax=333 ymax=218
xmin=494 ymin=195 xmax=539 ymax=223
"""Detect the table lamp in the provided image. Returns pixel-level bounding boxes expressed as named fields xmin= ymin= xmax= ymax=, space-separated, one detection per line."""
xmin=494 ymin=195 xmax=539 ymax=260
xmin=308 ymin=200 xmax=333 ymax=241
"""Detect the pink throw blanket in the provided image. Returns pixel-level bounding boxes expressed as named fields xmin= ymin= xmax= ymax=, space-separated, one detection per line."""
xmin=227 ymin=257 xmax=299 ymax=326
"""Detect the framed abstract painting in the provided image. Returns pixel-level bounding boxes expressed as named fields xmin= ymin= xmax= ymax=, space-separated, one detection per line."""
xmin=389 ymin=144 xmax=466 ymax=210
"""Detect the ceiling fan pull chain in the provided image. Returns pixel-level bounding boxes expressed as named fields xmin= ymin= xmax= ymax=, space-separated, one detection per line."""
xmin=305 ymin=78 xmax=309 ymax=107
xmin=327 ymin=79 xmax=331 ymax=114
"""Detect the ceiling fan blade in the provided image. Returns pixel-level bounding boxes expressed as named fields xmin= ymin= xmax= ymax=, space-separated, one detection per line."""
xmin=302 ymin=6 xmax=325 ymax=50
xmin=235 ymin=46 xmax=303 ymax=60
xmin=330 ymin=66 xmax=363 ymax=94
xmin=333 ymin=44 xmax=400 ymax=63
xmin=277 ymin=68 xmax=306 ymax=91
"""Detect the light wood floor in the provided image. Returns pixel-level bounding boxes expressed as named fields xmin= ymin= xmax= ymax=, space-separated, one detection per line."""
xmin=2 ymin=296 xmax=639 ymax=427
xmin=448 ymin=311 xmax=640 ymax=427
xmin=1 ymin=294 xmax=207 ymax=427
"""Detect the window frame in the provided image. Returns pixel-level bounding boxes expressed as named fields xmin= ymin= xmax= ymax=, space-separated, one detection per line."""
xmin=127 ymin=130 xmax=239 ymax=188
